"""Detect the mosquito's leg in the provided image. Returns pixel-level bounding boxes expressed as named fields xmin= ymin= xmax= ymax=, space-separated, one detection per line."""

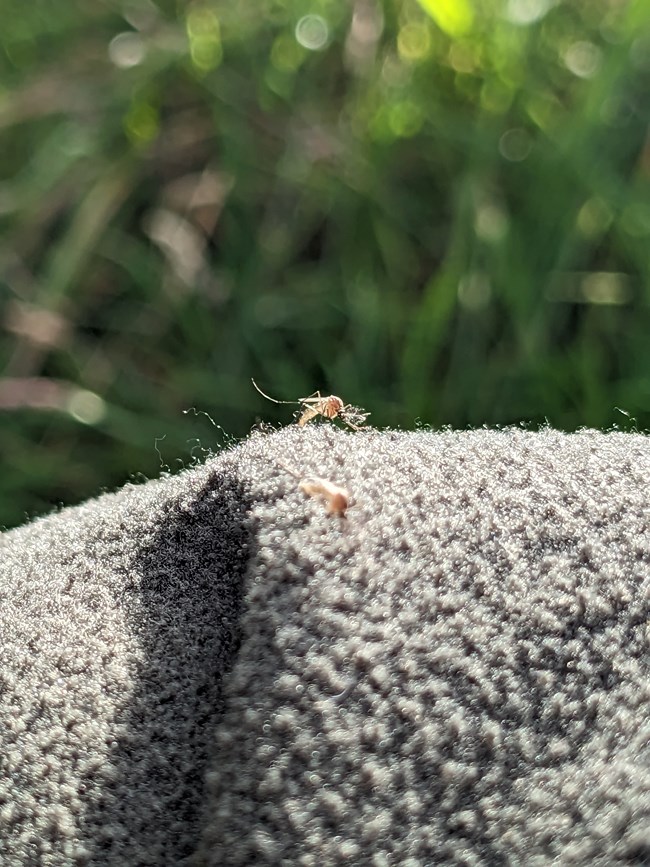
xmin=298 ymin=392 xmax=324 ymax=404
xmin=297 ymin=405 xmax=320 ymax=426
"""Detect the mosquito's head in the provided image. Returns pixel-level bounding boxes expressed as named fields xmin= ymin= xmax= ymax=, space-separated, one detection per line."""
xmin=322 ymin=396 xmax=345 ymax=418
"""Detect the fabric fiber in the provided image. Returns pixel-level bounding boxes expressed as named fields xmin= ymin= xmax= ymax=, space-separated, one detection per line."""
xmin=0 ymin=426 xmax=648 ymax=866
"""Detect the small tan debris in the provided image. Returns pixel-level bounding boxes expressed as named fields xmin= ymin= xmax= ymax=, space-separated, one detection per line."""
xmin=277 ymin=462 xmax=350 ymax=517
xmin=299 ymin=477 xmax=349 ymax=517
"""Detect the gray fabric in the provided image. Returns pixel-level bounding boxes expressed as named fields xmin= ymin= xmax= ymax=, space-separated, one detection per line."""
xmin=0 ymin=427 xmax=649 ymax=866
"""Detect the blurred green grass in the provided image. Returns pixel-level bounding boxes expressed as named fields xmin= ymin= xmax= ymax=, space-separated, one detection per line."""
xmin=0 ymin=0 xmax=649 ymax=529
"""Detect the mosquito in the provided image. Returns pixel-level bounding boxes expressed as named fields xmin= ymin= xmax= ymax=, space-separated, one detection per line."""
xmin=251 ymin=379 xmax=369 ymax=430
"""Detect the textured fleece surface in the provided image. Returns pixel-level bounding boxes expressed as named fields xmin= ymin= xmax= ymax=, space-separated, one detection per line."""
xmin=0 ymin=427 xmax=649 ymax=866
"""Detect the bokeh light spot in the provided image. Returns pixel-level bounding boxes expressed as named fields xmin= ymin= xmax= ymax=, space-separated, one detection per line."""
xmin=295 ymin=15 xmax=329 ymax=51
xmin=108 ymin=32 xmax=146 ymax=68
xmin=564 ymin=41 xmax=602 ymax=78
xmin=480 ymin=79 xmax=513 ymax=114
xmin=581 ymin=272 xmax=630 ymax=305
xmin=397 ymin=23 xmax=431 ymax=61
xmin=577 ymin=198 xmax=612 ymax=238
xmin=505 ymin=0 xmax=551 ymax=26
xmin=475 ymin=204 xmax=509 ymax=243
xmin=499 ymin=128 xmax=532 ymax=161
xmin=271 ymin=33 xmax=305 ymax=72
xmin=547 ymin=272 xmax=631 ymax=305
xmin=621 ymin=204 xmax=650 ymax=237
xmin=67 ymin=390 xmax=106 ymax=425
xmin=388 ymin=101 xmax=423 ymax=138
xmin=122 ymin=0 xmax=159 ymax=32
xmin=630 ymin=34 xmax=650 ymax=72
xmin=186 ymin=7 xmax=222 ymax=72
xmin=124 ymin=102 xmax=159 ymax=145
xmin=448 ymin=41 xmax=478 ymax=73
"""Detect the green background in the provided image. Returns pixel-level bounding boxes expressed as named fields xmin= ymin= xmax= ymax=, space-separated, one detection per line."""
xmin=0 ymin=0 xmax=648 ymax=529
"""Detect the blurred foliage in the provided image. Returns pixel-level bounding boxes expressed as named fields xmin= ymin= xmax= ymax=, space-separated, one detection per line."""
xmin=0 ymin=0 xmax=649 ymax=528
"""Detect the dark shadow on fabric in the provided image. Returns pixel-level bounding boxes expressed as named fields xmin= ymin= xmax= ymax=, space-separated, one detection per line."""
xmin=78 ymin=468 xmax=255 ymax=866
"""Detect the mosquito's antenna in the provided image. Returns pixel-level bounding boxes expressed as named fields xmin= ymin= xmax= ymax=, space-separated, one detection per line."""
xmin=251 ymin=378 xmax=300 ymax=405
